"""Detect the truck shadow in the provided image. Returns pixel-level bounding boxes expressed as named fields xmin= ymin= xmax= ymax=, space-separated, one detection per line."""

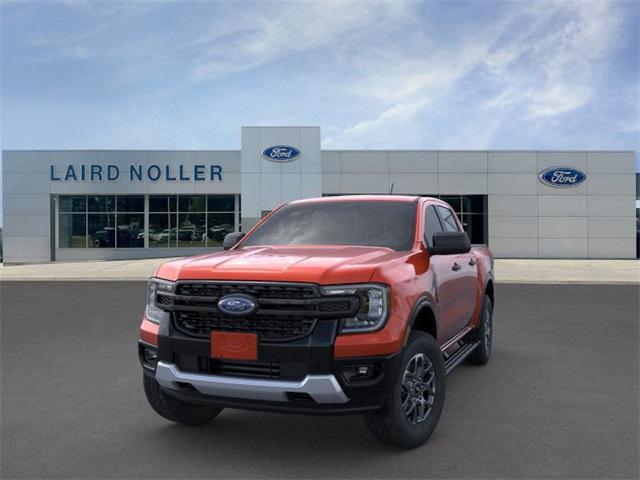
xmin=142 ymin=406 xmax=441 ymax=473
xmin=137 ymin=382 xmax=460 ymax=477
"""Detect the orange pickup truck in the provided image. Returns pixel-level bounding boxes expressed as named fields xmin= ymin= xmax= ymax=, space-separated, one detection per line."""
xmin=139 ymin=195 xmax=494 ymax=448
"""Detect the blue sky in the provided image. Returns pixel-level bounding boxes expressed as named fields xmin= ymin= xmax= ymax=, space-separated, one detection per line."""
xmin=1 ymin=0 xmax=639 ymax=223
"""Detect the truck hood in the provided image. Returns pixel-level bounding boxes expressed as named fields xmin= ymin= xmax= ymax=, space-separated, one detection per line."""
xmin=155 ymin=245 xmax=406 ymax=285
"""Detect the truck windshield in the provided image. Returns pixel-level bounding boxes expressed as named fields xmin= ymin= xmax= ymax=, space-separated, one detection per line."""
xmin=242 ymin=200 xmax=416 ymax=251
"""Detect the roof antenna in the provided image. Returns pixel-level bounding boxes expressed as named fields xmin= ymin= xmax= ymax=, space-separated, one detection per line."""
xmin=389 ymin=182 xmax=394 ymax=194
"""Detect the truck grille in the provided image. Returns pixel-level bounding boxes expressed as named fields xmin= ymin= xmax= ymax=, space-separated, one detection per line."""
xmin=177 ymin=282 xmax=317 ymax=300
xmin=160 ymin=281 xmax=359 ymax=342
xmin=175 ymin=311 xmax=316 ymax=341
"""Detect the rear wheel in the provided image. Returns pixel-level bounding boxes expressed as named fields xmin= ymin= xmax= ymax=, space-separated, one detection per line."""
xmin=363 ymin=331 xmax=446 ymax=449
xmin=467 ymin=294 xmax=492 ymax=365
xmin=143 ymin=375 xmax=223 ymax=426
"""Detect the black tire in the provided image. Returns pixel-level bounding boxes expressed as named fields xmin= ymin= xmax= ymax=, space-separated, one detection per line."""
xmin=467 ymin=294 xmax=493 ymax=365
xmin=143 ymin=375 xmax=223 ymax=426
xmin=363 ymin=331 xmax=446 ymax=449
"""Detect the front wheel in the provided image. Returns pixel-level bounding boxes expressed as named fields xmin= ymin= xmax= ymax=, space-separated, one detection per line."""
xmin=363 ymin=331 xmax=446 ymax=449
xmin=143 ymin=375 xmax=223 ymax=426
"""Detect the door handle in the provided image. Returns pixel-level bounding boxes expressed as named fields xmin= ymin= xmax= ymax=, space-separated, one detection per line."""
xmin=468 ymin=258 xmax=476 ymax=266
xmin=452 ymin=262 xmax=461 ymax=271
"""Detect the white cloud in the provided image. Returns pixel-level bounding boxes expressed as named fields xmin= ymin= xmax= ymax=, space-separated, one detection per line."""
xmin=3 ymin=0 xmax=636 ymax=153
xmin=541 ymin=3 xmax=619 ymax=114
xmin=326 ymin=98 xmax=429 ymax=147
xmin=22 ymin=0 xmax=412 ymax=81
xmin=190 ymin=1 xmax=410 ymax=79
xmin=325 ymin=0 xmax=628 ymax=147
xmin=323 ymin=39 xmax=498 ymax=146
xmin=528 ymin=84 xmax=592 ymax=118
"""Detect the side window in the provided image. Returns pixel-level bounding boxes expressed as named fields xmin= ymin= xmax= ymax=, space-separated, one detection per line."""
xmin=424 ymin=205 xmax=444 ymax=246
xmin=436 ymin=206 xmax=460 ymax=232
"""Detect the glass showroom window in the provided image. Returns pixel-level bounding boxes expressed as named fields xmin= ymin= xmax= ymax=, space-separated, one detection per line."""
xmin=59 ymin=196 xmax=87 ymax=247
xmin=58 ymin=195 xmax=145 ymax=248
xmin=87 ymin=195 xmax=115 ymax=248
xmin=149 ymin=195 xmax=176 ymax=248
xmin=460 ymin=195 xmax=487 ymax=245
xmin=207 ymin=195 xmax=236 ymax=247
xmin=149 ymin=194 xmax=239 ymax=248
xmin=440 ymin=195 xmax=487 ymax=244
xmin=116 ymin=196 xmax=145 ymax=248
xmin=178 ymin=195 xmax=206 ymax=247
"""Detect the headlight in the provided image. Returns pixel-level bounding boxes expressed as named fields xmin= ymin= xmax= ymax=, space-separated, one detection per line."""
xmin=321 ymin=284 xmax=390 ymax=333
xmin=145 ymin=278 xmax=175 ymax=324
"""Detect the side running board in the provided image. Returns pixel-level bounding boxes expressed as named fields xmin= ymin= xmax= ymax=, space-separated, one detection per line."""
xmin=444 ymin=341 xmax=480 ymax=375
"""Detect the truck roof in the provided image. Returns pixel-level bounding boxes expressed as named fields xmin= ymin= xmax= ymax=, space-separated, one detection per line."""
xmin=289 ymin=195 xmax=428 ymax=205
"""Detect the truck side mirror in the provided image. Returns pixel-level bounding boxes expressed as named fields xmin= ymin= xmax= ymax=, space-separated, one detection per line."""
xmin=223 ymin=232 xmax=246 ymax=250
xmin=429 ymin=231 xmax=471 ymax=255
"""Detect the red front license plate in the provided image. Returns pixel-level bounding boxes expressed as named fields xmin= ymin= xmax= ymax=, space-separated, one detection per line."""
xmin=210 ymin=332 xmax=258 ymax=361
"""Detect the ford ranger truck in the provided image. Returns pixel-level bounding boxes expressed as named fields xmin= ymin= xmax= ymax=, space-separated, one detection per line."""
xmin=139 ymin=195 xmax=494 ymax=448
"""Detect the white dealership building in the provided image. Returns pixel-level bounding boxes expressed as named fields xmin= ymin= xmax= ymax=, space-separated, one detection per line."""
xmin=1 ymin=126 xmax=637 ymax=263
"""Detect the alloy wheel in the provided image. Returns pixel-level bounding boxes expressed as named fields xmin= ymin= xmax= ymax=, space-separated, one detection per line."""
xmin=484 ymin=304 xmax=492 ymax=350
xmin=400 ymin=353 xmax=436 ymax=424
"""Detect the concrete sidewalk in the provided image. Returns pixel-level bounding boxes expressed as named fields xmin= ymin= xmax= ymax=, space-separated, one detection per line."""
xmin=0 ymin=257 xmax=175 ymax=282
xmin=0 ymin=257 xmax=638 ymax=284
xmin=495 ymin=259 xmax=639 ymax=284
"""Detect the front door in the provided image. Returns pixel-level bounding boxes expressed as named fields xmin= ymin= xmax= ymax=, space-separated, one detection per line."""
xmin=434 ymin=205 xmax=478 ymax=338
xmin=424 ymin=205 xmax=457 ymax=342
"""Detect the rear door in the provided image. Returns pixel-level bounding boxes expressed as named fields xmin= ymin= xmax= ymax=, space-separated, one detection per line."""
xmin=434 ymin=205 xmax=478 ymax=337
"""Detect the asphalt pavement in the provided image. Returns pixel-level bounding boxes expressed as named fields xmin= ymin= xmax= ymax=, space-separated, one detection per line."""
xmin=1 ymin=282 xmax=638 ymax=479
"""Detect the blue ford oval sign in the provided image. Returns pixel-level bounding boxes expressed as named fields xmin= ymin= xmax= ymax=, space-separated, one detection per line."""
xmin=538 ymin=166 xmax=586 ymax=188
xmin=217 ymin=294 xmax=256 ymax=316
xmin=261 ymin=145 xmax=301 ymax=162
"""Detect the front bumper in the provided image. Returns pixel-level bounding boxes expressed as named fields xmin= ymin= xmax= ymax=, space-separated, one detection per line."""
xmin=155 ymin=361 xmax=349 ymax=404
xmin=140 ymin=317 xmax=400 ymax=415
xmin=144 ymin=358 xmax=398 ymax=415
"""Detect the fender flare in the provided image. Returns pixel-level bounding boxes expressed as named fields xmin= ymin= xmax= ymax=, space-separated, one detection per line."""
xmin=403 ymin=295 xmax=438 ymax=346
xmin=483 ymin=274 xmax=495 ymax=305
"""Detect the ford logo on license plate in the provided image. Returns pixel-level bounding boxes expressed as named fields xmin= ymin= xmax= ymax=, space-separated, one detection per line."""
xmin=217 ymin=294 xmax=257 ymax=316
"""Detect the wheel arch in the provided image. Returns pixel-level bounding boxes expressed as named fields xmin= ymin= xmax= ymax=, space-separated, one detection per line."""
xmin=405 ymin=297 xmax=438 ymax=344
xmin=485 ymin=279 xmax=495 ymax=308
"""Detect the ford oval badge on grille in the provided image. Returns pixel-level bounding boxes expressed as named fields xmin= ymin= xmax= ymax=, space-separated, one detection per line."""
xmin=261 ymin=145 xmax=301 ymax=162
xmin=217 ymin=294 xmax=257 ymax=316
